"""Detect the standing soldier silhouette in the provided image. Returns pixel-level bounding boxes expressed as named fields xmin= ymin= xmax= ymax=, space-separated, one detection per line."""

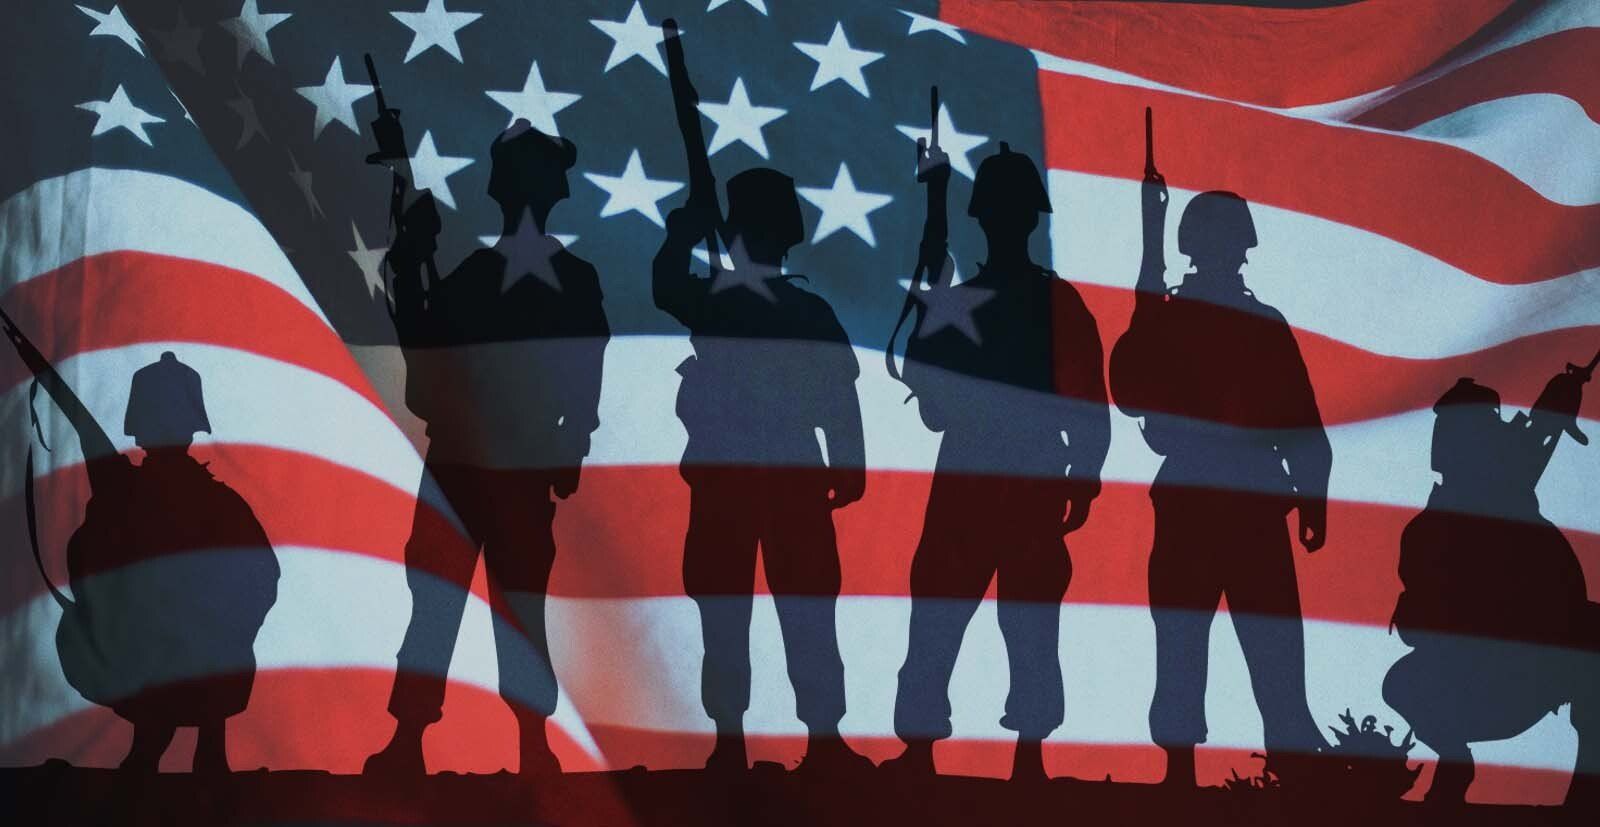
xmin=1109 ymin=110 xmax=1331 ymax=787
xmin=653 ymin=168 xmax=870 ymax=776
xmin=3 ymin=314 xmax=278 ymax=775
xmin=883 ymin=134 xmax=1110 ymax=782
xmin=365 ymin=119 xmax=610 ymax=776
xmin=1384 ymin=364 xmax=1600 ymax=806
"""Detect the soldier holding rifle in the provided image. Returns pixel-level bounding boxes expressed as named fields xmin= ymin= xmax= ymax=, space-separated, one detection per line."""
xmin=362 ymin=56 xmax=610 ymax=778
xmin=654 ymin=19 xmax=870 ymax=776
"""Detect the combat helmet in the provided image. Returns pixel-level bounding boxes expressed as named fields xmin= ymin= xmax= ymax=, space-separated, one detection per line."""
xmin=968 ymin=142 xmax=1051 ymax=220
xmin=723 ymin=167 xmax=805 ymax=252
xmin=1430 ymin=377 xmax=1502 ymax=479
xmin=125 ymin=351 xmax=210 ymax=447
xmin=488 ymin=118 xmax=577 ymax=209
xmin=1178 ymin=191 xmax=1257 ymax=258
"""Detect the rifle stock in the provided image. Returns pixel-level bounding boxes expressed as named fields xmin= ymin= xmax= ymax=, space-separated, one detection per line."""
xmin=662 ymin=19 xmax=723 ymax=274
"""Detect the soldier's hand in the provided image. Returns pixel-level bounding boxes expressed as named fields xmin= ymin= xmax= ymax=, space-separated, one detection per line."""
xmin=828 ymin=469 xmax=865 ymax=510
xmin=552 ymin=466 xmax=581 ymax=500
xmin=1142 ymin=170 xmax=1168 ymax=215
xmin=1298 ymin=500 xmax=1328 ymax=553
xmin=1060 ymin=479 xmax=1100 ymax=535
xmin=917 ymin=141 xmax=951 ymax=186
xmin=665 ymin=205 xmax=712 ymax=245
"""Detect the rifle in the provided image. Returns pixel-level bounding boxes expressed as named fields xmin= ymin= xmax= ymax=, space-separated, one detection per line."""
xmin=1137 ymin=106 xmax=1167 ymax=298
xmin=662 ymin=19 xmax=724 ymax=276
xmin=887 ymin=87 xmax=948 ymax=383
xmin=363 ymin=54 xmax=440 ymax=302
xmin=1511 ymin=347 xmax=1600 ymax=484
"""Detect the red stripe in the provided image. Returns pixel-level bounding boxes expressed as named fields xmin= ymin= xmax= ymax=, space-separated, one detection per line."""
xmin=940 ymin=0 xmax=1517 ymax=108
xmin=0 ymin=668 xmax=1574 ymax=806
xmin=0 ymin=251 xmax=384 ymax=410
xmin=1040 ymin=72 xmax=1600 ymax=286
xmin=8 ymin=456 xmax=1598 ymax=635
xmin=1354 ymin=28 xmax=1600 ymax=130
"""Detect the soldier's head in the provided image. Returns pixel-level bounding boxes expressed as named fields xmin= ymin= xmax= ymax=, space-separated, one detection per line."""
xmin=1431 ymin=378 xmax=1504 ymax=482
xmin=487 ymin=119 xmax=577 ymax=230
xmin=125 ymin=351 xmax=211 ymax=452
xmin=1178 ymin=191 xmax=1257 ymax=275
xmin=722 ymin=167 xmax=805 ymax=266
xmin=968 ymin=142 xmax=1050 ymax=241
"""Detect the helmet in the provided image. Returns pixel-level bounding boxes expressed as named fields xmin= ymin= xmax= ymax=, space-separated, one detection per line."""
xmin=968 ymin=142 xmax=1050 ymax=219
xmin=724 ymin=167 xmax=805 ymax=251
xmin=1430 ymin=377 xmax=1502 ymax=478
xmin=1177 ymin=191 xmax=1257 ymax=257
xmin=124 ymin=351 xmax=210 ymax=444
xmin=487 ymin=118 xmax=577 ymax=209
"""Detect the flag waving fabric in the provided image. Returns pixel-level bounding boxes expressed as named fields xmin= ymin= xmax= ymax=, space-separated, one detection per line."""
xmin=0 ymin=0 xmax=1596 ymax=823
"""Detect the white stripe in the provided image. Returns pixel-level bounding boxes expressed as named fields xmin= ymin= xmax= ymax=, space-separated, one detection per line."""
xmin=0 ymin=548 xmax=1579 ymax=784
xmin=1047 ymin=170 xmax=1600 ymax=358
xmin=0 ymin=169 xmax=326 ymax=324
xmin=7 ymin=338 xmax=1596 ymax=539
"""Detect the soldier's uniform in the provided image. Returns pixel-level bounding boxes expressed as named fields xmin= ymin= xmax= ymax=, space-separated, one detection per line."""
xmin=1109 ymin=192 xmax=1330 ymax=761
xmin=383 ymin=123 xmax=609 ymax=747
xmin=654 ymin=168 xmax=864 ymax=739
xmin=893 ymin=147 xmax=1110 ymax=745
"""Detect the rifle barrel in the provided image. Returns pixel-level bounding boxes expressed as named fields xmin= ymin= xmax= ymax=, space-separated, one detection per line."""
xmin=929 ymin=86 xmax=940 ymax=149
xmin=1144 ymin=107 xmax=1155 ymax=175
xmin=364 ymin=53 xmax=388 ymax=113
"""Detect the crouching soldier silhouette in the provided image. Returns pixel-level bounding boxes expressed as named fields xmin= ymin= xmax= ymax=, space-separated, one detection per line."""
xmin=1109 ymin=136 xmax=1332 ymax=787
xmin=883 ymin=141 xmax=1110 ymax=782
xmin=365 ymin=119 xmax=609 ymax=776
xmin=653 ymin=168 xmax=871 ymax=775
xmin=1384 ymin=362 xmax=1600 ymax=806
xmin=3 ymin=312 xmax=277 ymax=774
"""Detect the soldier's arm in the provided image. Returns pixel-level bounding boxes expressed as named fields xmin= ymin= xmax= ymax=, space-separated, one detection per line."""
xmin=653 ymin=207 xmax=710 ymax=327
xmin=565 ymin=261 xmax=610 ymax=443
xmin=1053 ymin=281 xmax=1111 ymax=491
xmin=1272 ymin=316 xmax=1332 ymax=549
xmin=816 ymin=308 xmax=866 ymax=506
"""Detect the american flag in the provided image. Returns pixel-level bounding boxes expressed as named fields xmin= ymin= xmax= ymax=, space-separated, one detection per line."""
xmin=1 ymin=0 xmax=1596 ymax=813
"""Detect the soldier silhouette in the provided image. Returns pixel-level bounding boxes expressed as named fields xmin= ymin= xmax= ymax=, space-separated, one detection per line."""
xmin=1109 ymin=146 xmax=1332 ymax=786
xmin=1384 ymin=370 xmax=1600 ymax=805
xmin=1 ymin=318 xmax=278 ymax=775
xmin=883 ymin=142 xmax=1110 ymax=782
xmin=365 ymin=119 xmax=610 ymax=776
xmin=653 ymin=168 xmax=871 ymax=775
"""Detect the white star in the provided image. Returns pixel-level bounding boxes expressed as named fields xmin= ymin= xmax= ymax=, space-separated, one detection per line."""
xmin=391 ymin=0 xmax=481 ymax=63
xmin=708 ymin=238 xmax=779 ymax=302
xmin=77 ymin=85 xmax=163 ymax=146
xmin=76 ymin=4 xmax=143 ymax=56
xmin=408 ymin=131 xmax=472 ymax=210
xmin=590 ymin=1 xmax=668 ymax=76
xmin=583 ymin=149 xmax=683 ymax=227
xmin=895 ymin=103 xmax=989 ymax=180
xmin=494 ymin=211 xmax=568 ymax=293
xmin=287 ymin=151 xmax=323 ymax=217
xmin=916 ymin=282 xmax=994 ymax=344
xmin=793 ymin=22 xmax=883 ymax=98
xmin=295 ymin=57 xmax=374 ymax=139
xmin=486 ymin=61 xmax=580 ymax=135
xmin=348 ymin=223 xmax=389 ymax=299
xmin=898 ymin=9 xmax=966 ymax=44
xmin=797 ymin=162 xmax=892 ymax=246
xmin=707 ymin=0 xmax=767 ymax=14
xmin=226 ymin=86 xmax=266 ymax=149
xmin=222 ymin=0 xmax=291 ymax=67
xmin=150 ymin=9 xmax=204 ymax=74
xmin=699 ymin=78 xmax=785 ymax=159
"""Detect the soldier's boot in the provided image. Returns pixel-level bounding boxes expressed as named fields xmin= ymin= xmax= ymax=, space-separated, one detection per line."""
xmin=878 ymin=738 xmax=937 ymax=778
xmin=796 ymin=726 xmax=874 ymax=777
xmin=193 ymin=719 xmax=230 ymax=776
xmin=704 ymin=718 xmax=747 ymax=774
xmin=364 ymin=718 xmax=427 ymax=776
xmin=1159 ymin=745 xmax=1196 ymax=788
xmin=1010 ymin=737 xmax=1048 ymax=785
xmin=1426 ymin=746 xmax=1474 ymax=805
xmin=516 ymin=712 xmax=561 ymax=777
xmin=120 ymin=722 xmax=176 ymax=773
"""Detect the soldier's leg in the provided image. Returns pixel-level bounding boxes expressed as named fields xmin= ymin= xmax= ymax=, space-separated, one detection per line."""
xmin=481 ymin=477 xmax=561 ymax=774
xmin=194 ymin=718 xmax=229 ymax=775
xmin=994 ymin=499 xmax=1071 ymax=782
xmin=1223 ymin=507 xmax=1324 ymax=761
xmin=1566 ymin=602 xmax=1600 ymax=808
xmin=1147 ymin=499 xmax=1224 ymax=782
xmin=120 ymin=721 xmax=176 ymax=772
xmin=893 ymin=479 xmax=995 ymax=760
xmin=370 ymin=464 xmax=488 ymax=773
xmin=760 ymin=494 xmax=847 ymax=735
xmin=683 ymin=477 xmax=761 ymax=768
